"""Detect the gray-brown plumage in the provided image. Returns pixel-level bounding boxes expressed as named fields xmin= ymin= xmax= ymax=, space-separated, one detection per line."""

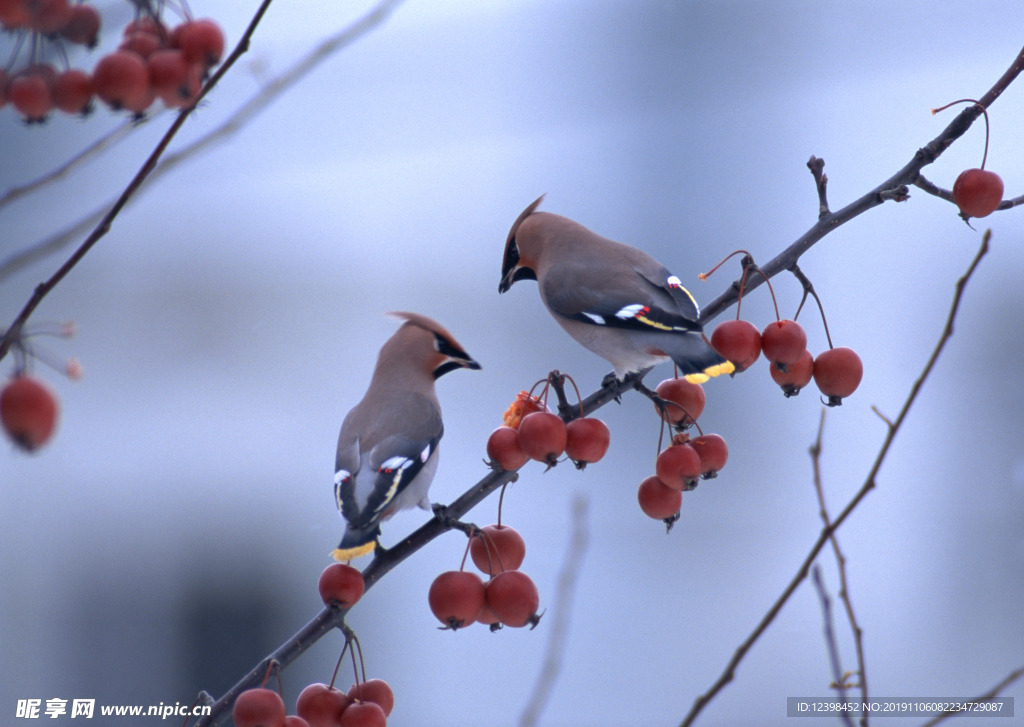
xmin=499 ymin=196 xmax=732 ymax=381
xmin=332 ymin=313 xmax=480 ymax=560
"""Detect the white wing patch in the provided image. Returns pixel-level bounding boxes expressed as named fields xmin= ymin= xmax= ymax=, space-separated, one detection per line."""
xmin=333 ymin=469 xmax=352 ymax=512
xmin=379 ymin=456 xmax=413 ymax=472
xmin=614 ymin=304 xmax=645 ymax=320
xmin=582 ymin=312 xmax=606 ymax=325
xmin=667 ymin=275 xmax=700 ymax=314
xmin=419 ymin=443 xmax=433 ymax=462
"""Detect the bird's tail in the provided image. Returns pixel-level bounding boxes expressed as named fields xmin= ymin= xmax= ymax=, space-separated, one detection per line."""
xmin=664 ymin=333 xmax=734 ymax=383
xmin=332 ymin=524 xmax=380 ymax=561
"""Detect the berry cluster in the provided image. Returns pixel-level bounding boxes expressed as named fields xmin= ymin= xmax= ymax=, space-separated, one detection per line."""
xmin=232 ymin=564 xmax=395 ymax=726
xmin=0 ymin=0 xmax=224 ymax=122
xmin=486 ymin=381 xmax=610 ymax=472
xmin=700 ymin=251 xmax=863 ymax=406
xmin=429 ymin=501 xmax=541 ymax=631
xmin=711 ymin=318 xmax=863 ymax=405
xmin=636 ymin=377 xmax=730 ymax=528
xmin=233 ymin=677 xmax=394 ymax=727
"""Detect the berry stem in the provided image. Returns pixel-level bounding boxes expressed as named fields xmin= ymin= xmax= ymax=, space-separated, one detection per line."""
xmin=561 ymin=372 xmax=586 ymax=419
xmin=931 ymin=98 xmax=991 ymax=170
xmin=328 ymin=628 xmax=357 ymax=690
xmin=790 ymin=264 xmax=834 ymax=349
xmin=458 ymin=532 xmax=475 ymax=572
xmin=497 ymin=482 xmax=508 ymax=527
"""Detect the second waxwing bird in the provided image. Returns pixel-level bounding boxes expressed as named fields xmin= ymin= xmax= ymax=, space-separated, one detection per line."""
xmin=498 ymin=196 xmax=734 ymax=383
xmin=332 ymin=312 xmax=480 ymax=561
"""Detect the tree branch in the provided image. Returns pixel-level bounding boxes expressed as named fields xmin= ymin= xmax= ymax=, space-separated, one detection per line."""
xmin=810 ymin=410 xmax=869 ymax=726
xmin=678 ymin=232 xmax=990 ymax=727
xmin=917 ymin=664 xmax=1024 ymax=727
xmin=0 ymin=0 xmax=277 ymax=362
xmin=698 ymin=44 xmax=1023 ymax=323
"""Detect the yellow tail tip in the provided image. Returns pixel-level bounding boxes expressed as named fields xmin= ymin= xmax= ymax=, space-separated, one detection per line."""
xmin=684 ymin=360 xmax=735 ymax=384
xmin=331 ymin=542 xmax=376 ymax=561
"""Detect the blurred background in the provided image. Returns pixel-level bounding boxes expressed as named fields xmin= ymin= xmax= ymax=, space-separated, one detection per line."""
xmin=2 ymin=1 xmax=1022 ymax=725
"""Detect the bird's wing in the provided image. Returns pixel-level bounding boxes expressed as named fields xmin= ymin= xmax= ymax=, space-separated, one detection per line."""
xmin=542 ymin=261 xmax=702 ymax=334
xmin=334 ymin=393 xmax=443 ymax=527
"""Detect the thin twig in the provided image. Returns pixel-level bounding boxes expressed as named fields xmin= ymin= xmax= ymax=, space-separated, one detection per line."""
xmin=0 ymin=117 xmax=154 ymax=212
xmin=810 ymin=566 xmax=854 ymax=727
xmin=810 ymin=409 xmax=868 ymax=726
xmin=807 ymin=155 xmax=830 ymax=219
xmin=679 ymin=232 xmax=990 ymax=727
xmin=917 ymin=665 xmax=1024 ymax=727
xmin=519 ymin=494 xmax=590 ymax=727
xmin=0 ymin=0 xmax=277 ymax=361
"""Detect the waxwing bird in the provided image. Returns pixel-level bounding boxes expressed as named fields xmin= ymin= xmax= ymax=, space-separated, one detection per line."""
xmin=332 ymin=312 xmax=480 ymax=561
xmin=498 ymin=196 xmax=734 ymax=383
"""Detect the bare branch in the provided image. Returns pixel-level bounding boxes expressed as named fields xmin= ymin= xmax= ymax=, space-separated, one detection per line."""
xmin=810 ymin=410 xmax=869 ymax=726
xmin=699 ymin=44 xmax=1023 ymax=323
xmin=0 ymin=117 xmax=151 ymax=212
xmin=807 ymin=155 xmax=830 ymax=219
xmin=917 ymin=665 xmax=1024 ymax=727
xmin=678 ymin=232 xmax=990 ymax=727
xmin=810 ymin=566 xmax=855 ymax=727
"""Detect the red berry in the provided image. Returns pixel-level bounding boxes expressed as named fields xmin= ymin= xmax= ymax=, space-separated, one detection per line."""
xmin=318 ymin=563 xmax=364 ymax=608
xmin=296 ymin=683 xmax=350 ymax=727
xmin=8 ymin=73 xmax=53 ymax=122
xmin=689 ymin=433 xmax=728 ymax=476
xmin=347 ymin=679 xmax=394 ymax=717
xmin=813 ymin=347 xmax=863 ymax=405
xmin=952 ymin=168 xmax=1003 ymax=219
xmin=339 ymin=701 xmax=386 ymax=727
xmin=485 ymin=570 xmax=540 ymax=628
xmin=517 ymin=411 xmax=567 ymax=467
xmin=284 ymin=717 xmax=311 ymax=727
xmin=27 ymin=0 xmax=73 ymax=35
xmin=710 ymin=319 xmax=762 ymax=372
xmin=174 ymin=18 xmax=225 ymax=67
xmin=93 ymin=51 xmax=151 ymax=112
xmin=564 ymin=417 xmax=610 ymax=467
xmin=769 ymin=348 xmax=814 ymax=396
xmin=0 ymin=0 xmax=31 ymax=29
xmin=52 ymin=69 xmax=93 ymax=115
xmin=0 ymin=69 xmax=9 ymax=108
xmin=637 ymin=475 xmax=682 ymax=520
xmin=761 ymin=319 xmax=807 ymax=370
xmin=485 ymin=425 xmax=529 ymax=471
xmin=233 ymin=688 xmax=286 ymax=727
xmin=148 ymin=49 xmax=201 ymax=107
xmin=1 ymin=375 xmax=58 ymax=451
xmin=655 ymin=443 xmax=702 ymax=491
xmin=59 ymin=3 xmax=100 ymax=46
xmin=654 ymin=377 xmax=705 ymax=427
xmin=428 ymin=570 xmax=484 ymax=630
xmin=119 ymin=30 xmax=164 ymax=59
xmin=469 ymin=524 xmax=526 ymax=575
